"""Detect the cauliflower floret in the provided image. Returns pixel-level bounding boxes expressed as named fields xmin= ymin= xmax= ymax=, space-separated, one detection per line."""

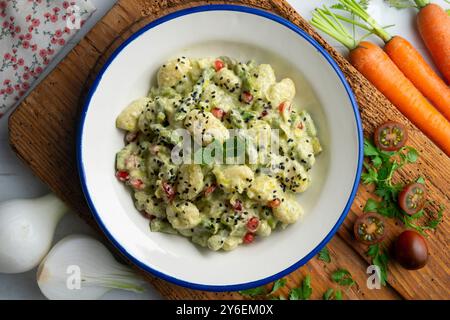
xmin=213 ymin=165 xmax=254 ymax=193
xmin=134 ymin=191 xmax=165 ymax=218
xmin=222 ymin=236 xmax=243 ymax=251
xmin=256 ymin=220 xmax=272 ymax=237
xmin=166 ymin=201 xmax=201 ymax=230
xmin=272 ymin=196 xmax=304 ymax=224
xmin=116 ymin=97 xmax=151 ymax=132
xmin=246 ymin=64 xmax=276 ymax=99
xmin=270 ymin=154 xmax=311 ymax=193
xmin=266 ymin=78 xmax=296 ymax=109
xmin=213 ymin=68 xmax=242 ymax=93
xmin=184 ymin=109 xmax=229 ymax=146
xmin=177 ymin=164 xmax=204 ymax=200
xmin=157 ymin=57 xmax=192 ymax=88
xmin=247 ymin=175 xmax=284 ymax=203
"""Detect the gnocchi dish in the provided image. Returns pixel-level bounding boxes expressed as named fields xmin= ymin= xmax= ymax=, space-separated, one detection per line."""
xmin=115 ymin=56 xmax=322 ymax=251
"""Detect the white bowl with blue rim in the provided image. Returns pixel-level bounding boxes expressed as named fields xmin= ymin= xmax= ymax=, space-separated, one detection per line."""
xmin=78 ymin=5 xmax=363 ymax=291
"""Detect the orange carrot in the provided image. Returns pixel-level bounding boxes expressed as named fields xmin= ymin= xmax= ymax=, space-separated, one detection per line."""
xmin=336 ymin=0 xmax=450 ymax=121
xmin=350 ymin=41 xmax=450 ymax=156
xmin=384 ymin=36 xmax=450 ymax=121
xmin=416 ymin=2 xmax=450 ymax=84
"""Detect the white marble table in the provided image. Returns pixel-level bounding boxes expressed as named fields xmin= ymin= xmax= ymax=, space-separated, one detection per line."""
xmin=0 ymin=0 xmax=446 ymax=299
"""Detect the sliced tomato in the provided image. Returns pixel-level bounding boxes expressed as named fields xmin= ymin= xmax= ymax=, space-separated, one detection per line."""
xmin=374 ymin=121 xmax=408 ymax=151
xmin=115 ymin=170 xmax=129 ymax=182
xmin=353 ymin=212 xmax=385 ymax=245
xmin=241 ymin=91 xmax=253 ymax=104
xmin=214 ymin=59 xmax=225 ymax=72
xmin=246 ymin=217 xmax=260 ymax=233
xmin=162 ymin=181 xmax=176 ymax=202
xmin=211 ymin=107 xmax=225 ymax=120
xmin=243 ymin=232 xmax=255 ymax=244
xmin=399 ymin=183 xmax=426 ymax=215
xmin=267 ymin=198 xmax=281 ymax=208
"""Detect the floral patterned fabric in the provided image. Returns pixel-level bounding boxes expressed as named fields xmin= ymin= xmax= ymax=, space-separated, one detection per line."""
xmin=0 ymin=0 xmax=96 ymax=117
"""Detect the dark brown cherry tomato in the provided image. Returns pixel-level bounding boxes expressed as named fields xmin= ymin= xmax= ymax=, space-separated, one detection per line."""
xmin=399 ymin=183 xmax=426 ymax=215
xmin=353 ymin=212 xmax=386 ymax=245
xmin=374 ymin=121 xmax=408 ymax=151
xmin=395 ymin=230 xmax=428 ymax=270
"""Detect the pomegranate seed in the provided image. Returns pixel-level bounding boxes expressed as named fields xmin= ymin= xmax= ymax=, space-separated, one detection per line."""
xmin=241 ymin=91 xmax=253 ymax=104
xmin=232 ymin=200 xmax=243 ymax=212
xmin=267 ymin=198 xmax=281 ymax=208
xmin=141 ymin=211 xmax=155 ymax=220
xmin=115 ymin=170 xmax=129 ymax=182
xmin=130 ymin=178 xmax=145 ymax=190
xmin=162 ymin=181 xmax=176 ymax=202
xmin=211 ymin=107 xmax=225 ymax=120
xmin=261 ymin=110 xmax=268 ymax=117
xmin=297 ymin=122 xmax=304 ymax=129
xmin=246 ymin=217 xmax=260 ymax=233
xmin=243 ymin=233 xmax=255 ymax=244
xmin=125 ymin=131 xmax=138 ymax=143
xmin=204 ymin=184 xmax=217 ymax=196
xmin=214 ymin=59 xmax=225 ymax=72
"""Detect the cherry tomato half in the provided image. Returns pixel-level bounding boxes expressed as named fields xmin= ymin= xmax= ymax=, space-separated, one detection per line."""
xmin=399 ymin=183 xmax=426 ymax=215
xmin=374 ymin=121 xmax=408 ymax=151
xmin=353 ymin=212 xmax=386 ymax=245
xmin=395 ymin=230 xmax=428 ymax=270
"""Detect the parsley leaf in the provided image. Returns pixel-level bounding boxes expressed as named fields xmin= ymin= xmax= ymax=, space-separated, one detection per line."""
xmin=323 ymin=288 xmax=343 ymax=300
xmin=270 ymin=278 xmax=287 ymax=294
xmin=367 ymin=244 xmax=389 ymax=286
xmin=239 ymin=286 xmax=266 ymax=297
xmin=424 ymin=205 xmax=445 ymax=230
xmin=363 ymin=198 xmax=379 ymax=212
xmin=416 ymin=176 xmax=425 ymax=184
xmin=331 ymin=269 xmax=355 ymax=287
xmin=318 ymin=246 xmax=331 ymax=263
xmin=289 ymin=275 xmax=312 ymax=300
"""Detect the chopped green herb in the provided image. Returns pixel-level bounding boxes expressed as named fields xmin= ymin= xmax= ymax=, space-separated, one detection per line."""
xmin=318 ymin=246 xmax=331 ymax=263
xmin=323 ymin=288 xmax=343 ymax=300
xmin=289 ymin=275 xmax=312 ymax=300
xmin=270 ymin=278 xmax=287 ymax=294
xmin=367 ymin=244 xmax=389 ymax=286
xmin=416 ymin=176 xmax=426 ymax=184
xmin=239 ymin=286 xmax=266 ymax=297
xmin=331 ymin=269 xmax=355 ymax=287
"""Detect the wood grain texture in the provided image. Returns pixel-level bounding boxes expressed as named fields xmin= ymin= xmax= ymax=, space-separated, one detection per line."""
xmin=8 ymin=0 xmax=449 ymax=300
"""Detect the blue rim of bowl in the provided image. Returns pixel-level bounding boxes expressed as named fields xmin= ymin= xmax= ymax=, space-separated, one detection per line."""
xmin=77 ymin=4 xmax=364 ymax=292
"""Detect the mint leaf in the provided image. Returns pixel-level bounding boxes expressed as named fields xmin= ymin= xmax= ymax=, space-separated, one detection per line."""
xmin=335 ymin=289 xmax=343 ymax=300
xmin=323 ymin=288 xmax=334 ymax=300
xmin=318 ymin=246 xmax=331 ymax=263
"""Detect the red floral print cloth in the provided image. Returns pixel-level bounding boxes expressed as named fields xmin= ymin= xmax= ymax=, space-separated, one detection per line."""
xmin=0 ymin=0 xmax=95 ymax=118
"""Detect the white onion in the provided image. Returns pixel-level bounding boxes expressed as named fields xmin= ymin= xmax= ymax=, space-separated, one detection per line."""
xmin=37 ymin=234 xmax=146 ymax=300
xmin=0 ymin=193 xmax=67 ymax=273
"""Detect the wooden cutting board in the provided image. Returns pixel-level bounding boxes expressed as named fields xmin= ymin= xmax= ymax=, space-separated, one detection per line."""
xmin=8 ymin=0 xmax=449 ymax=300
